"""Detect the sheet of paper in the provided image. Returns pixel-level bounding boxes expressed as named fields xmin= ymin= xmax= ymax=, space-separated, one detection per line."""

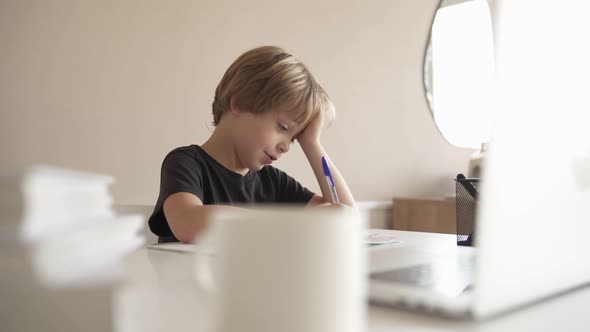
xmin=364 ymin=230 xmax=400 ymax=245
xmin=147 ymin=243 xmax=199 ymax=254
xmin=148 ymin=229 xmax=400 ymax=252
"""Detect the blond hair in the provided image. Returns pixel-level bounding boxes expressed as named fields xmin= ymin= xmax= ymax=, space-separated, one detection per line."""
xmin=211 ymin=46 xmax=334 ymax=126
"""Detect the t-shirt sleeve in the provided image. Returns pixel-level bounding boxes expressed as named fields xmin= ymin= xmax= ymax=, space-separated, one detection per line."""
xmin=159 ymin=150 xmax=204 ymax=202
xmin=274 ymin=167 xmax=315 ymax=203
xmin=148 ymin=149 xmax=204 ymax=239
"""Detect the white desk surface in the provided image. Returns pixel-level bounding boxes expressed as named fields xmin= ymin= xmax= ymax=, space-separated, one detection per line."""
xmin=116 ymin=230 xmax=590 ymax=332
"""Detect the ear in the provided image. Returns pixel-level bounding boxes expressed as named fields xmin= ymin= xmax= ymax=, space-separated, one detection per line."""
xmin=229 ymin=96 xmax=242 ymax=115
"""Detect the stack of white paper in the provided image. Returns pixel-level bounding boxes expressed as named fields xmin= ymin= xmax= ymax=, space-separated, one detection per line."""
xmin=0 ymin=165 xmax=145 ymax=288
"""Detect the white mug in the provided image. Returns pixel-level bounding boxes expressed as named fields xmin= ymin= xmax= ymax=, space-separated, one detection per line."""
xmin=195 ymin=206 xmax=367 ymax=332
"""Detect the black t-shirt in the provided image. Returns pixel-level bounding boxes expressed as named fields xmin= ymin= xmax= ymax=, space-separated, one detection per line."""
xmin=148 ymin=145 xmax=315 ymax=242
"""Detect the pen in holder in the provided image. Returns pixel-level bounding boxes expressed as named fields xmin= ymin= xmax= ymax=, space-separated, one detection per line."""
xmin=454 ymin=174 xmax=480 ymax=247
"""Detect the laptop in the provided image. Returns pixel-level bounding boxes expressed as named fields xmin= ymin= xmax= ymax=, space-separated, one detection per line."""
xmin=369 ymin=0 xmax=590 ymax=319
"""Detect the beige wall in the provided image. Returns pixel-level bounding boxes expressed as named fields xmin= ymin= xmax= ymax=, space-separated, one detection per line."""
xmin=1 ymin=0 xmax=473 ymax=205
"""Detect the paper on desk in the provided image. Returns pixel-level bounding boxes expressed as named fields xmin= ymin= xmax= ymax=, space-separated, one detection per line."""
xmin=364 ymin=230 xmax=400 ymax=245
xmin=147 ymin=243 xmax=208 ymax=254
xmin=148 ymin=230 xmax=399 ymax=253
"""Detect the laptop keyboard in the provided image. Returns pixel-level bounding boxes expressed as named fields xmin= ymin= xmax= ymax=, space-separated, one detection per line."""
xmin=371 ymin=256 xmax=476 ymax=297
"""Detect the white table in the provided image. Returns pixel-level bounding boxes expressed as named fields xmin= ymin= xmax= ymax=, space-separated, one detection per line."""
xmin=115 ymin=230 xmax=590 ymax=332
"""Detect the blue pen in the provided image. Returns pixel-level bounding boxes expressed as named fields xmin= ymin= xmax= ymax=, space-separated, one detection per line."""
xmin=322 ymin=156 xmax=340 ymax=204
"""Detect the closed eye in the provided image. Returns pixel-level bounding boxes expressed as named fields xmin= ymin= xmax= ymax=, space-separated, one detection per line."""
xmin=277 ymin=123 xmax=289 ymax=133
xmin=277 ymin=121 xmax=297 ymax=143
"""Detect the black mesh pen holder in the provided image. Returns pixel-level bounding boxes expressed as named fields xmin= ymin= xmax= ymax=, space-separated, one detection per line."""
xmin=454 ymin=174 xmax=480 ymax=246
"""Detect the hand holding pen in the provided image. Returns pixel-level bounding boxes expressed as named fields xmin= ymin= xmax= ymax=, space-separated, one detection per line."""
xmin=322 ymin=156 xmax=340 ymax=204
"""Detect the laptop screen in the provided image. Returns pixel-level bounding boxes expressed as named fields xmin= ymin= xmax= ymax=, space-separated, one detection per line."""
xmin=473 ymin=0 xmax=590 ymax=317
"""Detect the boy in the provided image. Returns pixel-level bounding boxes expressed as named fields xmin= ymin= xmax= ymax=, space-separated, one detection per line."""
xmin=148 ymin=46 xmax=356 ymax=243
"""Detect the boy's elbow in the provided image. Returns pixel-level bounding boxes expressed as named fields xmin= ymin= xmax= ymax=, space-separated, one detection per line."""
xmin=179 ymin=237 xmax=194 ymax=244
xmin=175 ymin=231 xmax=195 ymax=244
xmin=171 ymin=221 xmax=207 ymax=244
xmin=163 ymin=193 xmax=210 ymax=244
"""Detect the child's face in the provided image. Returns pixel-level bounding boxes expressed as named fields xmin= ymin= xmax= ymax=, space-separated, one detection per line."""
xmin=233 ymin=110 xmax=306 ymax=171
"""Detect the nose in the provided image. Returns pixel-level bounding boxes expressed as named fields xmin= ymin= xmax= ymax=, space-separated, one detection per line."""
xmin=277 ymin=141 xmax=290 ymax=154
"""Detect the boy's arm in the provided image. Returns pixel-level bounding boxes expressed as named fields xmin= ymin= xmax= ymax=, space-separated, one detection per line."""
xmin=298 ymin=112 xmax=356 ymax=209
xmin=302 ymin=145 xmax=356 ymax=209
xmin=163 ymin=192 xmax=241 ymax=243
